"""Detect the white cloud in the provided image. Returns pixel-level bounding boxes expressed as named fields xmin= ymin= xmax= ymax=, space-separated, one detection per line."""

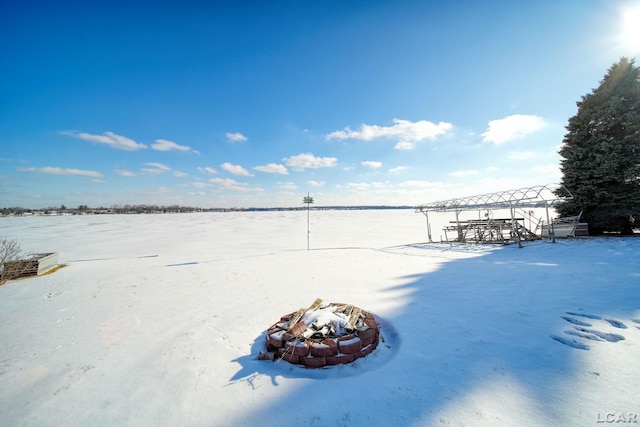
xmin=221 ymin=162 xmax=254 ymax=177
xmin=141 ymin=169 xmax=164 ymax=176
xmin=141 ymin=162 xmax=171 ymax=175
xmin=152 ymin=139 xmax=197 ymax=153
xmin=277 ymin=182 xmax=298 ymax=191
xmin=283 ymin=153 xmax=338 ymax=171
xmin=63 ymin=131 xmax=147 ymax=151
xmin=399 ymin=180 xmax=444 ymax=189
xmin=362 ymin=161 xmax=382 ymax=169
xmin=115 ymin=169 xmax=137 ymax=177
xmin=344 ymin=182 xmax=372 ymax=191
xmin=326 ymin=118 xmax=453 ymax=150
xmin=147 ymin=186 xmax=173 ymax=194
xmin=145 ymin=162 xmax=171 ymax=171
xmin=342 ymin=181 xmax=388 ymax=191
xmin=394 ymin=141 xmax=416 ymax=150
xmin=307 ymin=180 xmax=325 ymax=188
xmin=173 ymin=171 xmax=188 ymax=178
xmin=254 ymin=163 xmax=289 ymax=175
xmin=18 ymin=166 xmax=102 ymax=177
xmin=388 ymin=166 xmax=409 ymax=174
xmin=226 ymin=132 xmax=247 ymax=143
xmin=449 ymin=169 xmax=479 ymax=177
xmin=209 ymin=177 xmax=260 ymax=192
xmin=198 ymin=166 xmax=218 ymax=174
xmin=482 ymin=114 xmax=545 ymax=144
xmin=190 ymin=181 xmax=212 ymax=189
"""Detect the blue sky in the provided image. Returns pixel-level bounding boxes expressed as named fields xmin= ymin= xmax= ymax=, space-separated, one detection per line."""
xmin=2 ymin=1 xmax=639 ymax=209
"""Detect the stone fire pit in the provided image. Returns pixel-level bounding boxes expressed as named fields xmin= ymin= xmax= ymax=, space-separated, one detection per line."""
xmin=260 ymin=298 xmax=380 ymax=368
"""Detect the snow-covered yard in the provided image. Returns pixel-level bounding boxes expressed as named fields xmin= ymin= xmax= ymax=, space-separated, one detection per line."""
xmin=1 ymin=210 xmax=639 ymax=426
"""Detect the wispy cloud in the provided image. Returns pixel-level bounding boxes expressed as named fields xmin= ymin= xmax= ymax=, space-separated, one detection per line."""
xmin=254 ymin=163 xmax=289 ymax=175
xmin=283 ymin=153 xmax=338 ymax=171
xmin=226 ymin=132 xmax=247 ymax=143
xmin=277 ymin=182 xmax=298 ymax=191
xmin=198 ymin=166 xmax=218 ymax=174
xmin=307 ymin=180 xmax=325 ymax=187
xmin=210 ymin=177 xmax=260 ymax=192
xmin=362 ymin=161 xmax=382 ymax=169
xmin=341 ymin=181 xmax=388 ymax=191
xmin=115 ymin=169 xmax=137 ymax=177
xmin=63 ymin=131 xmax=147 ymax=151
xmin=189 ymin=181 xmax=212 ymax=189
xmin=482 ymin=114 xmax=545 ymax=144
xmin=326 ymin=118 xmax=453 ymax=150
xmin=134 ymin=186 xmax=174 ymax=195
xmin=145 ymin=162 xmax=171 ymax=171
xmin=18 ymin=166 xmax=102 ymax=177
xmin=142 ymin=162 xmax=171 ymax=175
xmin=173 ymin=171 xmax=188 ymax=178
xmin=152 ymin=139 xmax=198 ymax=153
xmin=388 ymin=166 xmax=409 ymax=174
xmin=221 ymin=162 xmax=254 ymax=177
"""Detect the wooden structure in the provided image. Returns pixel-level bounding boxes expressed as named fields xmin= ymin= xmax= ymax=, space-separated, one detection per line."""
xmin=416 ymin=184 xmax=576 ymax=247
xmin=1 ymin=252 xmax=59 ymax=280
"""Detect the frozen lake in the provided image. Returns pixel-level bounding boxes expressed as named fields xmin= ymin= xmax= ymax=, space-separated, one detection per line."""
xmin=1 ymin=210 xmax=639 ymax=426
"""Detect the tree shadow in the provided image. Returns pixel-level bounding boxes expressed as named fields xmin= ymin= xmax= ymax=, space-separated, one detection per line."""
xmin=227 ymin=239 xmax=640 ymax=426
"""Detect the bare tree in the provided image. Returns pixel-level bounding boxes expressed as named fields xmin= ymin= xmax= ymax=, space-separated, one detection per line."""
xmin=0 ymin=237 xmax=23 ymax=285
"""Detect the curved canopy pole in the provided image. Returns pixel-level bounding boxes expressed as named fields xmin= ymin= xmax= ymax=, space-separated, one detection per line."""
xmin=416 ymin=183 xmax=573 ymax=212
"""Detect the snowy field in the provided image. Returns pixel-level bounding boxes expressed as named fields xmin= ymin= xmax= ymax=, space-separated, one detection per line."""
xmin=1 ymin=209 xmax=639 ymax=427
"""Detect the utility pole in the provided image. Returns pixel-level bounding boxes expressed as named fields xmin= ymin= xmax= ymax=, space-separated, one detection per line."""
xmin=303 ymin=193 xmax=314 ymax=250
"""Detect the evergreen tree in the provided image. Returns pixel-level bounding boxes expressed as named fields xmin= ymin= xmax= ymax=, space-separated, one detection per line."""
xmin=556 ymin=57 xmax=640 ymax=234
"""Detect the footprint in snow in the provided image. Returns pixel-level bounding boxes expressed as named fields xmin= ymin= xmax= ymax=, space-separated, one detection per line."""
xmin=565 ymin=311 xmax=601 ymax=320
xmin=561 ymin=316 xmax=591 ymax=327
xmin=604 ymin=319 xmax=627 ymax=329
xmin=552 ymin=312 xmax=629 ymax=350
xmin=563 ymin=329 xmax=603 ymax=341
xmin=572 ymin=327 xmax=625 ymax=342
xmin=550 ymin=335 xmax=590 ymax=350
xmin=564 ymin=311 xmax=628 ymax=329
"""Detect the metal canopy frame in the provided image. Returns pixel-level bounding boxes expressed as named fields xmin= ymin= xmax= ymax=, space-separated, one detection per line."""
xmin=415 ymin=184 xmax=573 ymax=212
xmin=415 ymin=184 xmax=573 ymax=246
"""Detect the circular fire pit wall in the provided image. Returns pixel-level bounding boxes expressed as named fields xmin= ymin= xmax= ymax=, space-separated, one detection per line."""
xmin=260 ymin=298 xmax=380 ymax=368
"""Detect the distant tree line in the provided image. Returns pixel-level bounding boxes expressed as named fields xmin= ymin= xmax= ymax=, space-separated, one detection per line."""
xmin=1 ymin=204 xmax=206 ymax=216
xmin=1 ymin=204 xmax=414 ymax=217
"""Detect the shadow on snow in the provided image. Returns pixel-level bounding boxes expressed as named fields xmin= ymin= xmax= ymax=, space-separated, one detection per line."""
xmin=229 ymin=238 xmax=640 ymax=426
